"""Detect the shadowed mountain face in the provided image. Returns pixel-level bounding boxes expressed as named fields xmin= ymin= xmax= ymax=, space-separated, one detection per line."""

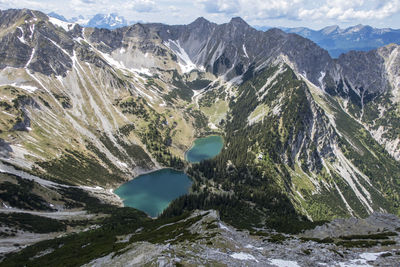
xmin=129 ymin=17 xmax=393 ymax=98
xmin=141 ymin=17 xmax=334 ymax=85
xmin=0 ymin=8 xmax=400 ymax=236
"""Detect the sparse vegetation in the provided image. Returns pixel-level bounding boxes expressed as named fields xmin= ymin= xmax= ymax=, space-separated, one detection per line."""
xmin=0 ymin=173 xmax=54 ymax=211
xmin=0 ymin=213 xmax=66 ymax=234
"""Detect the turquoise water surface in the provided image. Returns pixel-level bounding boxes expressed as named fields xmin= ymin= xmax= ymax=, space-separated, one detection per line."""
xmin=115 ymin=135 xmax=223 ymax=217
xmin=114 ymin=169 xmax=192 ymax=217
xmin=185 ymin=135 xmax=223 ymax=163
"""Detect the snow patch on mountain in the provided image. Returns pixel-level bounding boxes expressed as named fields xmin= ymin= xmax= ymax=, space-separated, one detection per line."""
xmin=164 ymin=39 xmax=198 ymax=73
xmin=48 ymin=17 xmax=76 ymax=32
xmin=242 ymin=44 xmax=249 ymax=58
xmin=11 ymin=83 xmax=38 ymax=93
xmin=16 ymin=27 xmax=27 ymax=44
xmin=129 ymin=68 xmax=152 ymax=77
xmin=269 ymin=259 xmax=300 ymax=267
xmin=230 ymin=252 xmax=258 ymax=262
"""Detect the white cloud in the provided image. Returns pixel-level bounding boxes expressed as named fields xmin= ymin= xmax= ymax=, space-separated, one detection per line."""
xmin=197 ymin=0 xmax=304 ymax=19
xmin=195 ymin=0 xmax=400 ymax=23
xmin=196 ymin=0 xmax=239 ymax=14
xmin=243 ymin=0 xmax=302 ymax=20
xmin=298 ymin=0 xmax=400 ymax=21
xmin=130 ymin=0 xmax=157 ymax=13
xmin=0 ymin=0 xmax=399 ymax=28
xmin=168 ymin=5 xmax=179 ymax=12
xmin=0 ymin=0 xmax=48 ymax=9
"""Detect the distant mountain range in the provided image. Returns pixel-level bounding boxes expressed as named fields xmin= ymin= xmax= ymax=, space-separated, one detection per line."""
xmin=86 ymin=13 xmax=128 ymax=29
xmin=256 ymin=24 xmax=400 ymax=57
xmin=48 ymin=12 xmax=129 ymax=29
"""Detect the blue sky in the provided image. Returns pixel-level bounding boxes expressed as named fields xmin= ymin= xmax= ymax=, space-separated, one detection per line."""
xmin=1 ymin=0 xmax=400 ymax=29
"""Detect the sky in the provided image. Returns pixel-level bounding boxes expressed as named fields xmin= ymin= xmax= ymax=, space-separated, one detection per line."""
xmin=0 ymin=0 xmax=400 ymax=29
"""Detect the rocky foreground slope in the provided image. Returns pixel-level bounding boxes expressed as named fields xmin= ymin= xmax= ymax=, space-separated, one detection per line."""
xmin=3 ymin=208 xmax=400 ymax=266
xmin=86 ymin=211 xmax=400 ymax=266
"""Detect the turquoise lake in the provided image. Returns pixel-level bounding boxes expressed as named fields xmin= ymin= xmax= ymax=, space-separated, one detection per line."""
xmin=185 ymin=135 xmax=224 ymax=163
xmin=114 ymin=169 xmax=192 ymax=217
xmin=114 ymin=135 xmax=223 ymax=217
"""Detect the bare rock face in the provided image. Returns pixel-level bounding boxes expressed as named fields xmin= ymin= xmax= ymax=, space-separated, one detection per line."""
xmin=335 ymin=49 xmax=388 ymax=98
xmin=119 ymin=16 xmax=391 ymax=102
xmin=0 ymin=139 xmax=12 ymax=158
xmin=303 ymin=213 xmax=400 ymax=239
xmin=142 ymin=17 xmax=334 ymax=83
xmin=0 ymin=33 xmax=31 ymax=69
xmin=0 ymin=9 xmax=75 ymax=77
xmin=86 ymin=27 xmax=123 ymax=53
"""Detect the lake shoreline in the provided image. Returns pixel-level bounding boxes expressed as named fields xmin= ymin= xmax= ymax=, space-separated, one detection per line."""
xmin=114 ymin=168 xmax=192 ymax=218
xmin=114 ymin=134 xmax=224 ymax=218
xmin=185 ymin=135 xmax=224 ymax=163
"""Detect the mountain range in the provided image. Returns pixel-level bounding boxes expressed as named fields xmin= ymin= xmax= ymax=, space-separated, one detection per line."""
xmin=48 ymin=12 xmax=129 ymax=29
xmin=48 ymin=11 xmax=400 ymax=58
xmin=258 ymin=24 xmax=400 ymax=58
xmin=0 ymin=8 xmax=400 ymax=265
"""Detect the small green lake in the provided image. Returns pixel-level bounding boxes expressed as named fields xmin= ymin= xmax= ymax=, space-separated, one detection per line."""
xmin=114 ymin=135 xmax=223 ymax=217
xmin=114 ymin=169 xmax=192 ymax=217
xmin=185 ymin=135 xmax=224 ymax=163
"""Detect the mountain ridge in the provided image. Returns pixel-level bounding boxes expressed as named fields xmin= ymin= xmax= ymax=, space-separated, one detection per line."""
xmin=46 ymin=9 xmax=400 ymax=57
xmin=45 ymin=9 xmax=400 ymax=58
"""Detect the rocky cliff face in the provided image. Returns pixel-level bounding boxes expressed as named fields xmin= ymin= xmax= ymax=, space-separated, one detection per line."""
xmin=322 ymin=45 xmax=400 ymax=161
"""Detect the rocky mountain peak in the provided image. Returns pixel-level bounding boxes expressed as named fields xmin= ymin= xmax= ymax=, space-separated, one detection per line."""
xmin=344 ymin=24 xmax=370 ymax=34
xmin=0 ymin=8 xmax=40 ymax=27
xmin=321 ymin=25 xmax=340 ymax=35
xmin=190 ymin=17 xmax=211 ymax=26
xmin=228 ymin=17 xmax=249 ymax=27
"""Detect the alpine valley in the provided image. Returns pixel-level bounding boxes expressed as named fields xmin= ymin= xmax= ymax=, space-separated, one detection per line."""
xmin=0 ymin=8 xmax=400 ymax=266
